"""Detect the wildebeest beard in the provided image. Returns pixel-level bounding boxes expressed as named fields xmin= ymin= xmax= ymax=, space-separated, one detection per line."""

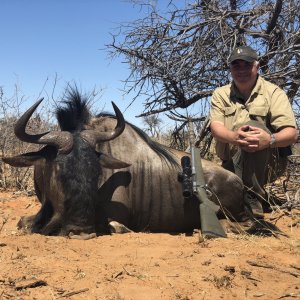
xmin=53 ymin=133 xmax=102 ymax=235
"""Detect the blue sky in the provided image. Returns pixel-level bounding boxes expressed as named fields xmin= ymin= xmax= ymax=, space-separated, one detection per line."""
xmin=0 ymin=0 xmax=172 ymax=128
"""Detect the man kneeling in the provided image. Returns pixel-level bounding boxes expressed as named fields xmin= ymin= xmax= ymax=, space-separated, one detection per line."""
xmin=209 ymin=45 xmax=298 ymax=219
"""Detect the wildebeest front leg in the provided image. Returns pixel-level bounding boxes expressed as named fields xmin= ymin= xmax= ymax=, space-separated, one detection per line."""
xmin=31 ymin=201 xmax=54 ymax=233
xmin=17 ymin=200 xmax=54 ymax=233
xmin=17 ymin=215 xmax=36 ymax=233
xmin=40 ymin=213 xmax=62 ymax=235
xmin=108 ymin=221 xmax=132 ymax=233
xmin=68 ymin=232 xmax=97 ymax=240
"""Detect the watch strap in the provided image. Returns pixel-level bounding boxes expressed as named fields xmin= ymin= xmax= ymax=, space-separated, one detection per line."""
xmin=270 ymin=134 xmax=276 ymax=148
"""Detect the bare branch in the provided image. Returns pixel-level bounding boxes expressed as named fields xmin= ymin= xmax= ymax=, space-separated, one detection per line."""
xmin=106 ymin=0 xmax=300 ymax=145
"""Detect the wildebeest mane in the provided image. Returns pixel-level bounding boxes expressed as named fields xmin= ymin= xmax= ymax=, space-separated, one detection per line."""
xmin=53 ymin=85 xmax=178 ymax=167
xmin=56 ymin=87 xmax=91 ymax=132
xmin=98 ymin=112 xmax=179 ymax=168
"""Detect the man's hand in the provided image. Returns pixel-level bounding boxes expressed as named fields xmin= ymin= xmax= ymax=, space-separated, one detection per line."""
xmin=235 ymin=125 xmax=270 ymax=152
xmin=211 ymin=120 xmax=298 ymax=153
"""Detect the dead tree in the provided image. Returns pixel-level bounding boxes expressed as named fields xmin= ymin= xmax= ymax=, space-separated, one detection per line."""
xmin=142 ymin=114 xmax=162 ymax=138
xmin=107 ymin=0 xmax=300 ymax=149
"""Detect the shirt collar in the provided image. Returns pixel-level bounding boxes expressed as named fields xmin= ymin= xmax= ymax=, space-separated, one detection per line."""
xmin=251 ymin=76 xmax=263 ymax=96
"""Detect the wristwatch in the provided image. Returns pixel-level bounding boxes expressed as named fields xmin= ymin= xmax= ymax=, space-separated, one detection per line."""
xmin=270 ymin=134 xmax=276 ymax=148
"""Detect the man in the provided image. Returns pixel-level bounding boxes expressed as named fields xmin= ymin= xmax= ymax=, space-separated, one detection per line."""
xmin=209 ymin=45 xmax=298 ymax=219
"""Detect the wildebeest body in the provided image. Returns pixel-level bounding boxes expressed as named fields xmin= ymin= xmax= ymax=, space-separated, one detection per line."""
xmin=3 ymin=88 xmax=246 ymax=236
xmin=94 ymin=117 xmax=246 ymax=233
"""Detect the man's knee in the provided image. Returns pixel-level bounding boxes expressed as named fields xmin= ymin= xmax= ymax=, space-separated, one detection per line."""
xmin=245 ymin=120 xmax=270 ymax=133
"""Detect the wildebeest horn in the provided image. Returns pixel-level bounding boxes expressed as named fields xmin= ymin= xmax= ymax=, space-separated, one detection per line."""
xmin=14 ymin=98 xmax=73 ymax=153
xmin=80 ymin=101 xmax=125 ymax=147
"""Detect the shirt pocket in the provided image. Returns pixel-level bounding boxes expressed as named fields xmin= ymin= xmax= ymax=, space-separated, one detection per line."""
xmin=224 ymin=106 xmax=236 ymax=116
xmin=248 ymin=106 xmax=268 ymax=117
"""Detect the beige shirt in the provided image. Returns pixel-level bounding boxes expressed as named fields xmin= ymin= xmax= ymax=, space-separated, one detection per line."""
xmin=210 ymin=76 xmax=296 ymax=160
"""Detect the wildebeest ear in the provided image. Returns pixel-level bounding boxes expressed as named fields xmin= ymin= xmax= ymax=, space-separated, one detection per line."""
xmin=2 ymin=146 xmax=57 ymax=167
xmin=99 ymin=153 xmax=131 ymax=169
xmin=2 ymin=153 xmax=45 ymax=167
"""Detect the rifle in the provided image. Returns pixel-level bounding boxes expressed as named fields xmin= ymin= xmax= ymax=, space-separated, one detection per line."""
xmin=178 ymin=121 xmax=226 ymax=239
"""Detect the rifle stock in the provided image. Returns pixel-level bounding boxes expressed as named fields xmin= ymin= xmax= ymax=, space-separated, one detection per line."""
xmin=185 ymin=120 xmax=226 ymax=239
xmin=193 ymin=148 xmax=227 ymax=238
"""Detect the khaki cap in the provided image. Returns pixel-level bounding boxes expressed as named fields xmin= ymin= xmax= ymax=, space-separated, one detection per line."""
xmin=229 ymin=46 xmax=258 ymax=63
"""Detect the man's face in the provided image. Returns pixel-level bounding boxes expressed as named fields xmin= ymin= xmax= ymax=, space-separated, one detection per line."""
xmin=230 ymin=60 xmax=259 ymax=86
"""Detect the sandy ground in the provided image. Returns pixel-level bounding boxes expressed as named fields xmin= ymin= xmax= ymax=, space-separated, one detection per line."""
xmin=0 ymin=190 xmax=299 ymax=300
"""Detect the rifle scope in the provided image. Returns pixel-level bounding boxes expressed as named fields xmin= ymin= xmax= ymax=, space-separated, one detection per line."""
xmin=180 ymin=156 xmax=193 ymax=198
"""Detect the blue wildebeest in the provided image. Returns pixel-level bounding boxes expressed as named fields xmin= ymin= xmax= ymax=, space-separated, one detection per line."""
xmin=2 ymin=88 xmax=247 ymax=237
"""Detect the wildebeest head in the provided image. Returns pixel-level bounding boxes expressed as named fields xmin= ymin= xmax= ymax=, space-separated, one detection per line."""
xmin=2 ymin=87 xmax=131 ymax=236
